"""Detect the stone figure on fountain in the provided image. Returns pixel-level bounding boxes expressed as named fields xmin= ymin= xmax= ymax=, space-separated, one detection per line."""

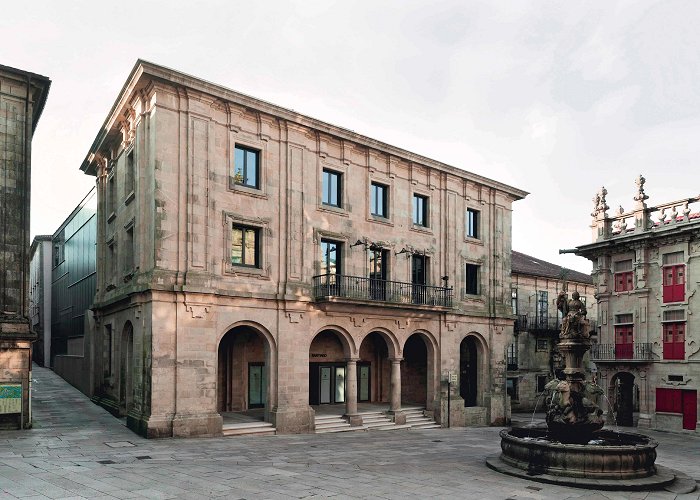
xmin=556 ymin=290 xmax=589 ymax=339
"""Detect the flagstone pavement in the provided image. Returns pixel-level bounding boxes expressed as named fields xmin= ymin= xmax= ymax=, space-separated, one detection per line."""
xmin=0 ymin=365 xmax=698 ymax=499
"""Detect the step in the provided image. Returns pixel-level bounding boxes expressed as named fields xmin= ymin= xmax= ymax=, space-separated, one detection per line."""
xmin=370 ymin=423 xmax=413 ymax=432
xmin=315 ymin=415 xmax=347 ymax=423
xmin=410 ymin=423 xmax=441 ymax=429
xmin=222 ymin=421 xmax=273 ymax=430
xmin=315 ymin=421 xmax=351 ymax=430
xmin=222 ymin=424 xmax=277 ymax=437
xmin=316 ymin=425 xmax=366 ymax=434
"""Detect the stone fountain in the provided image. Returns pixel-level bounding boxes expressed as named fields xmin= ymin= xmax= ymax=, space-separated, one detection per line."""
xmin=486 ymin=291 xmax=695 ymax=492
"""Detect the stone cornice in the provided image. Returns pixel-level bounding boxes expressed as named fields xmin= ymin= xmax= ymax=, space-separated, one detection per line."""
xmin=80 ymin=59 xmax=528 ymax=201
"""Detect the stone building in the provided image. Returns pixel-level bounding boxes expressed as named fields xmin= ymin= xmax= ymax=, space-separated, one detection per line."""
xmin=29 ymin=235 xmax=53 ymax=367
xmin=507 ymin=251 xmax=596 ymax=412
xmin=78 ymin=60 xmax=527 ymax=438
xmin=574 ymin=176 xmax=699 ymax=433
xmin=0 ymin=64 xmax=50 ymax=429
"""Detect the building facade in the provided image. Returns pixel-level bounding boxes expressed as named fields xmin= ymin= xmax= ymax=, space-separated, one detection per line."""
xmin=79 ymin=60 xmax=527 ymax=438
xmin=507 ymin=251 xmax=596 ymax=412
xmin=49 ymin=188 xmax=97 ymax=394
xmin=0 ymin=64 xmax=50 ymax=429
xmin=29 ymin=236 xmax=53 ymax=367
xmin=575 ymin=176 xmax=699 ymax=433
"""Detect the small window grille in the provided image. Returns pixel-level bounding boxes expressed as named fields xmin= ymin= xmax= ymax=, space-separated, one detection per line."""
xmin=615 ymin=313 xmax=633 ymax=324
xmin=614 ymin=259 xmax=633 ymax=272
xmin=663 ymin=251 xmax=684 ymax=265
xmin=663 ymin=310 xmax=685 ymax=322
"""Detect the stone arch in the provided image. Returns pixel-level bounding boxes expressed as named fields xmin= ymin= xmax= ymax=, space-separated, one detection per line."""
xmin=310 ymin=325 xmax=356 ymax=358
xmin=217 ymin=322 xmax=277 ymax=416
xmin=119 ymin=321 xmax=134 ymax=415
xmin=358 ymin=327 xmax=399 ymax=359
xmin=401 ymin=329 xmax=438 ymax=410
xmin=610 ymin=371 xmax=636 ymax=426
xmin=218 ymin=320 xmax=277 ymax=353
xmin=308 ymin=327 xmax=356 ymax=406
xmin=460 ymin=332 xmax=489 ymax=408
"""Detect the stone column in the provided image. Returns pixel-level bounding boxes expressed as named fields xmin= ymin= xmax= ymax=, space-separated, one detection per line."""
xmin=389 ymin=358 xmax=406 ymax=424
xmin=344 ymin=359 xmax=362 ymax=426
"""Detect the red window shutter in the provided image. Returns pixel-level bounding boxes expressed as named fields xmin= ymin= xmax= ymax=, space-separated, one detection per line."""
xmin=615 ymin=273 xmax=623 ymax=292
xmin=672 ymin=389 xmax=682 ymax=413
xmin=625 ymin=272 xmax=633 ymax=290
xmin=657 ymin=388 xmax=670 ymax=412
xmin=663 ymin=267 xmax=674 ymax=303
xmin=673 ymin=266 xmax=685 ymax=302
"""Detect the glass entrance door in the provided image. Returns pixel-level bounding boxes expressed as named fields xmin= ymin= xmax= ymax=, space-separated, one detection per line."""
xmin=320 ymin=367 xmax=332 ymax=404
xmin=359 ymin=365 xmax=370 ymax=402
xmin=412 ymin=254 xmax=427 ymax=304
xmin=248 ymin=363 xmax=266 ymax=408
xmin=369 ymin=247 xmax=388 ymax=300
xmin=335 ymin=366 xmax=346 ymax=403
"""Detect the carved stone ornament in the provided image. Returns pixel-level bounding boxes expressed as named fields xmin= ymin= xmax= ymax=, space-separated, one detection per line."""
xmin=592 ymin=187 xmax=609 ymax=217
xmin=633 ymin=174 xmax=649 ymax=204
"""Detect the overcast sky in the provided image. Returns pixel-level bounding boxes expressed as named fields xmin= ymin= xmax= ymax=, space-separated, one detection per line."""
xmin=4 ymin=0 xmax=700 ymax=274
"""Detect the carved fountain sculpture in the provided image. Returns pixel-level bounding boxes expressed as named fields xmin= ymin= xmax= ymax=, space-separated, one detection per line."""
xmin=487 ymin=289 xmax=695 ymax=491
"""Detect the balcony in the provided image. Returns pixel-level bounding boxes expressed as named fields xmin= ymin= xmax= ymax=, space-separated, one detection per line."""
xmin=312 ymin=274 xmax=453 ymax=308
xmin=590 ymin=343 xmax=653 ymax=362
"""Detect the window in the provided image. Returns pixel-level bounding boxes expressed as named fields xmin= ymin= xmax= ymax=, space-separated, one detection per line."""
xmin=370 ymin=182 xmax=388 ymax=218
xmin=125 ymin=150 xmax=135 ymax=195
xmin=507 ymin=341 xmax=518 ymax=370
xmin=537 ymin=290 xmax=548 ymax=328
xmin=320 ymin=239 xmax=342 ymax=275
xmin=125 ymin=226 xmax=135 ymax=272
xmin=322 ymin=169 xmax=342 ymax=208
xmin=231 ymin=225 xmax=260 ymax=267
xmin=107 ymin=172 xmax=116 ymax=217
xmin=233 ymin=145 xmax=260 ymax=189
xmin=108 ymin=241 xmax=116 ymax=282
xmin=614 ymin=259 xmax=634 ymax=292
xmin=368 ymin=247 xmax=389 ymax=300
xmin=506 ymin=378 xmax=518 ymax=401
xmin=53 ymin=241 xmax=64 ymax=268
xmin=656 ymin=388 xmax=697 ymax=430
xmin=537 ymin=375 xmax=548 ymax=393
xmin=412 ymin=194 xmax=428 ymax=227
xmin=614 ymin=313 xmax=634 ymax=359
xmin=465 ymin=264 xmax=479 ymax=295
xmin=663 ymin=311 xmax=685 ymax=360
xmin=511 ymin=288 xmax=518 ymax=315
xmin=536 ymin=339 xmax=549 ymax=352
xmin=663 ymin=252 xmax=685 ymax=303
xmin=104 ymin=325 xmax=113 ymax=377
xmin=466 ymin=208 xmax=479 ymax=238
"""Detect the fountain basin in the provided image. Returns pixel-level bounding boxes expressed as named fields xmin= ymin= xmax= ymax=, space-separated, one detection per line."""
xmin=498 ymin=427 xmax=657 ymax=480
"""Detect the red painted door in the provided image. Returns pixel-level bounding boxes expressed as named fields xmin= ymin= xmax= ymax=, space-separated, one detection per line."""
xmin=615 ymin=325 xmax=633 ymax=359
xmin=664 ymin=265 xmax=685 ymax=303
xmin=682 ymin=390 xmax=697 ymax=431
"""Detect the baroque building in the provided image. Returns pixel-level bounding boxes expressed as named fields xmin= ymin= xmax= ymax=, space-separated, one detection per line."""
xmin=0 ymin=64 xmax=50 ymax=429
xmin=508 ymin=251 xmax=596 ymax=412
xmin=78 ymin=60 xmax=527 ymax=438
xmin=574 ymin=176 xmax=699 ymax=433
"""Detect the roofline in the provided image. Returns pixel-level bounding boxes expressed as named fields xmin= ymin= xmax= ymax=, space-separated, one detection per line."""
xmin=29 ymin=235 xmax=53 ymax=256
xmin=52 ymin=187 xmax=97 ymax=238
xmin=0 ymin=64 xmax=51 ymax=132
xmin=80 ymin=60 xmax=529 ymax=200
xmin=511 ymin=269 xmax=593 ymax=285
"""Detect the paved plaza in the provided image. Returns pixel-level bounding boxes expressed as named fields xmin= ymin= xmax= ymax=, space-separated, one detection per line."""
xmin=0 ymin=366 xmax=698 ymax=499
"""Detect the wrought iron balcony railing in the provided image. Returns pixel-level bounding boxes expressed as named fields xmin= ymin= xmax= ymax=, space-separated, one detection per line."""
xmin=312 ymin=274 xmax=453 ymax=308
xmin=589 ymin=343 xmax=653 ymax=362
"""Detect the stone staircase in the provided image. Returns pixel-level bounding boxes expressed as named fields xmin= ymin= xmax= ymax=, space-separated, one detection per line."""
xmin=314 ymin=406 xmax=440 ymax=434
xmin=403 ymin=407 xmax=441 ymax=429
xmin=222 ymin=421 xmax=277 ymax=437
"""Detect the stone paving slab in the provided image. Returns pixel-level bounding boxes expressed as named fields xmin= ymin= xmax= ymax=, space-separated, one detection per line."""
xmin=0 ymin=366 xmax=698 ymax=499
